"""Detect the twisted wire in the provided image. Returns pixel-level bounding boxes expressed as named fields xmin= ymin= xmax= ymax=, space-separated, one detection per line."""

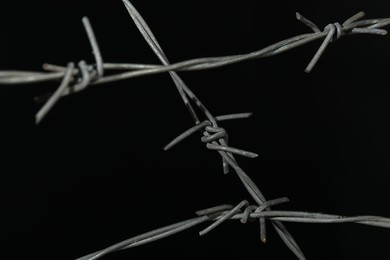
xmin=77 ymin=198 xmax=390 ymax=260
xmin=73 ymin=1 xmax=390 ymax=259
xmin=1 ymin=8 xmax=389 ymax=123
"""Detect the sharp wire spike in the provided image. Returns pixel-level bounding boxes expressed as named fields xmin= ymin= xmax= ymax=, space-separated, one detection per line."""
xmin=305 ymin=25 xmax=336 ymax=73
xmin=343 ymin=11 xmax=366 ymax=26
xmin=82 ymin=17 xmax=104 ymax=78
xmin=296 ymin=12 xmax=321 ymax=32
xmin=206 ymin=143 xmax=259 ymax=158
xmin=35 ymin=62 xmax=75 ymax=124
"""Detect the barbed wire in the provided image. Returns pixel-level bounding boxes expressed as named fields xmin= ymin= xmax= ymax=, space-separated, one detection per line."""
xmin=77 ymin=198 xmax=390 ymax=260
xmin=1 ymin=3 xmax=390 ymax=124
xmin=2 ymin=0 xmax=390 ymax=259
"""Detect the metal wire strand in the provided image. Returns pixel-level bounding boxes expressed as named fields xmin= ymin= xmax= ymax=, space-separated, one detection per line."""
xmin=85 ymin=2 xmax=390 ymax=259
xmin=163 ymin=113 xmax=251 ymax=151
xmin=7 ymin=11 xmax=387 ymax=86
xmin=82 ymin=17 xmax=104 ymax=78
xmin=32 ymin=16 xmax=104 ymax=123
xmin=1 ymin=9 xmax=388 ymax=124
xmin=199 ymin=200 xmax=249 ymax=236
xmin=76 ymin=200 xmax=390 ymax=260
xmin=76 ymin=216 xmax=210 ymax=260
xmin=35 ymin=63 xmax=75 ymax=124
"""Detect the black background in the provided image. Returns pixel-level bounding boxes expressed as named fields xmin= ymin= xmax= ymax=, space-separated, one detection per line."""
xmin=1 ymin=0 xmax=390 ymax=259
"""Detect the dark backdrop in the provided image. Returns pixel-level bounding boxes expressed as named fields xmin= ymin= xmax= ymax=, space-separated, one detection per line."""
xmin=1 ymin=0 xmax=390 ymax=259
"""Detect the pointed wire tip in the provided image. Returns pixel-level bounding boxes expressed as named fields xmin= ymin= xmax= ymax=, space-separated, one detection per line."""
xmin=296 ymin=12 xmax=302 ymax=20
xmin=246 ymin=112 xmax=253 ymax=118
xmin=355 ymin=11 xmax=366 ymax=18
xmin=249 ymin=153 xmax=259 ymax=158
xmin=349 ymin=11 xmax=366 ymax=21
xmin=35 ymin=116 xmax=41 ymax=125
xmin=261 ymin=237 xmax=267 ymax=244
xmin=352 ymin=11 xmax=366 ymax=21
xmin=163 ymin=144 xmax=172 ymax=151
xmin=81 ymin=16 xmax=89 ymax=23
xmin=343 ymin=11 xmax=366 ymax=26
xmin=223 ymin=167 xmax=230 ymax=174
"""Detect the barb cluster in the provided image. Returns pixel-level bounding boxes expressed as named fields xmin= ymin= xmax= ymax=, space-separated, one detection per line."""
xmin=2 ymin=1 xmax=390 ymax=259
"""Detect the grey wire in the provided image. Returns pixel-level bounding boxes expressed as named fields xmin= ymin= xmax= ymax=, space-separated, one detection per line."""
xmin=77 ymin=4 xmax=388 ymax=259
xmin=0 ymin=71 xmax=70 ymax=84
xmin=214 ymin=145 xmax=307 ymax=259
xmin=45 ymin=3 xmax=390 ymax=259
xmin=164 ymin=120 xmax=211 ymax=151
xmin=296 ymin=12 xmax=321 ymax=32
xmin=215 ymin=112 xmax=253 ymax=121
xmin=195 ymin=204 xmax=234 ymax=216
xmin=1 ymin=1 xmax=389 ymax=259
xmin=305 ymin=24 xmax=336 ymax=73
xmin=82 ymin=17 xmax=104 ymax=78
xmin=343 ymin=11 xmax=366 ymax=26
xmin=1 ymin=9 xmax=387 ymax=126
xmin=33 ymin=16 xmax=103 ymax=122
xmin=206 ymin=143 xmax=259 ymax=158
xmin=35 ymin=63 xmax=75 ymax=124
xmin=255 ymin=197 xmax=290 ymax=243
xmin=72 ymin=60 xmax=92 ymax=93
xmin=352 ymin=28 xmax=387 ymax=35
xmin=194 ymin=122 xmax=306 ymax=259
xmin=1 ymin=14 xmax=388 ymax=86
xmin=121 ymin=0 xmax=200 ymax=125
xmin=199 ymin=200 xmax=249 ymax=236
xmin=125 ymin=1 xmax=307 ymax=258
xmin=76 ymin=199 xmax=390 ymax=260
xmin=163 ymin=113 xmax=251 ymax=151
xmin=236 ymin=211 xmax=390 ymax=228
xmin=76 ymin=216 xmax=210 ymax=260
xmin=121 ymin=0 xmax=234 ymax=173
xmin=240 ymin=205 xmax=258 ymax=224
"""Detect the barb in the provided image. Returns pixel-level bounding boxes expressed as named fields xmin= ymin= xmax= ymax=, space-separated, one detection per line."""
xmin=296 ymin=12 xmax=390 ymax=72
xmin=163 ymin=113 xmax=252 ymax=151
xmin=35 ymin=63 xmax=75 ymax=124
xmin=77 ymin=199 xmax=390 ymax=260
xmin=24 ymin=17 xmax=105 ymax=123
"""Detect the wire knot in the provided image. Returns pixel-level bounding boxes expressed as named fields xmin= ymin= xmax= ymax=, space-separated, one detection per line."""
xmin=198 ymin=122 xmax=258 ymax=159
xmin=324 ymin=22 xmax=343 ymax=42
xmin=201 ymin=125 xmax=228 ymax=144
xmin=196 ymin=197 xmax=290 ymax=243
